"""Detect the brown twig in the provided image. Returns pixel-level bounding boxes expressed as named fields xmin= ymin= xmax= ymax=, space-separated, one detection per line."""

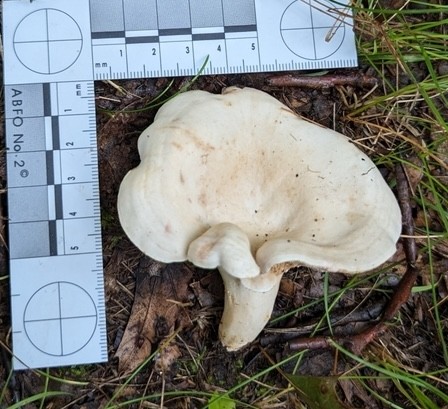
xmin=288 ymin=163 xmax=418 ymax=354
xmin=266 ymin=73 xmax=378 ymax=89
xmin=260 ymin=302 xmax=383 ymax=347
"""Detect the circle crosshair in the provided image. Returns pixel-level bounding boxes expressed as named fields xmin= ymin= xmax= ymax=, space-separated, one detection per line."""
xmin=13 ymin=9 xmax=83 ymax=75
xmin=24 ymin=282 xmax=97 ymax=356
xmin=280 ymin=0 xmax=346 ymax=60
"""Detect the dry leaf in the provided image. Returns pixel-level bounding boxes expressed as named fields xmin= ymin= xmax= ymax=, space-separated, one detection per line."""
xmin=403 ymin=156 xmax=423 ymax=194
xmin=115 ymin=258 xmax=194 ymax=373
xmin=154 ymin=344 xmax=182 ymax=374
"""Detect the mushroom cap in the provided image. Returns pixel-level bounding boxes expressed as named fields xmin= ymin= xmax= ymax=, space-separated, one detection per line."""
xmin=118 ymin=86 xmax=401 ymax=275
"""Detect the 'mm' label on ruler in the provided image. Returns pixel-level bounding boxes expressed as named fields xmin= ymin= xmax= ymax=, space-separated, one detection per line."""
xmin=2 ymin=0 xmax=356 ymax=369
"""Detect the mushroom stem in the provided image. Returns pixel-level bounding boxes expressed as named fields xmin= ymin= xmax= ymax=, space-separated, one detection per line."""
xmin=219 ymin=269 xmax=282 ymax=351
xmin=188 ymin=223 xmax=282 ymax=350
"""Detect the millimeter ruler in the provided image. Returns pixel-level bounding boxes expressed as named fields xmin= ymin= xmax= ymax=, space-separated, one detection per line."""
xmin=2 ymin=0 xmax=357 ymax=369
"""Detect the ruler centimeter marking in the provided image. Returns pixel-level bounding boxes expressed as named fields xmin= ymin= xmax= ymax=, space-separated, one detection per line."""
xmin=90 ymin=0 xmax=357 ymax=79
xmin=2 ymin=0 xmax=357 ymax=369
xmin=5 ymin=79 xmax=107 ymax=369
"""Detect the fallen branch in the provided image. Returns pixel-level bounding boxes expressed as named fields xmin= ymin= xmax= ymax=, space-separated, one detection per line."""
xmin=266 ymin=73 xmax=378 ymax=89
xmin=260 ymin=302 xmax=384 ymax=347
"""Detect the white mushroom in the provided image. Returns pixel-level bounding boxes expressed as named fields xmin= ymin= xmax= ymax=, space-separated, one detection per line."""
xmin=117 ymin=87 xmax=402 ymax=351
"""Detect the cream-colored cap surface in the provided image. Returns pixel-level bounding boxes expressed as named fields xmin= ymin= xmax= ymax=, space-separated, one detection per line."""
xmin=118 ymin=86 xmax=401 ymax=274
